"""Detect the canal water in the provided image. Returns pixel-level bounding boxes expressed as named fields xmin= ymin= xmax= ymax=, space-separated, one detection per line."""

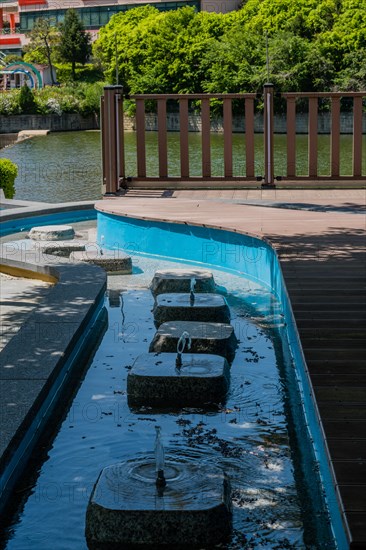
xmin=0 ymin=240 xmax=335 ymax=549
xmin=1 ymin=131 xmax=365 ymax=203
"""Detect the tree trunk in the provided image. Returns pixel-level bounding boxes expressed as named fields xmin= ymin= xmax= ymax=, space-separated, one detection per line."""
xmin=72 ymin=59 xmax=76 ymax=81
xmin=44 ymin=38 xmax=56 ymax=86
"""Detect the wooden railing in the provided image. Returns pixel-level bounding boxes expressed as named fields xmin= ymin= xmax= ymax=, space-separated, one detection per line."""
xmin=133 ymin=93 xmax=257 ymax=181
xmin=101 ymin=87 xmax=366 ymax=192
xmin=282 ymin=92 xmax=365 ymax=180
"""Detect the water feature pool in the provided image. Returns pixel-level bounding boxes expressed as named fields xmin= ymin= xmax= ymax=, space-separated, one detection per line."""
xmin=1 ymin=252 xmax=333 ymax=549
xmin=0 ymin=206 xmax=347 ymax=549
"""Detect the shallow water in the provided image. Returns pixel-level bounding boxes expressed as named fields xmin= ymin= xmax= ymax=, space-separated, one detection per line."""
xmin=1 ymin=251 xmax=334 ymax=549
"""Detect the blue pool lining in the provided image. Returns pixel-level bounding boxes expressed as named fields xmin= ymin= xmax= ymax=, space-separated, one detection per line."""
xmin=96 ymin=211 xmax=349 ymax=550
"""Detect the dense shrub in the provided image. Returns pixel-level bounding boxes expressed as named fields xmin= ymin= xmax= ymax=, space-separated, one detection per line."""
xmin=0 ymin=82 xmax=106 ymax=116
xmin=19 ymin=84 xmax=37 ymax=114
xmin=0 ymin=158 xmax=18 ymax=199
xmin=0 ymin=90 xmax=21 ymax=116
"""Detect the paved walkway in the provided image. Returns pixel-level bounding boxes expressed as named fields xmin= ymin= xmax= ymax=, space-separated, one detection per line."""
xmin=0 ymin=273 xmax=52 ymax=351
xmin=97 ymin=188 xmax=365 ymax=549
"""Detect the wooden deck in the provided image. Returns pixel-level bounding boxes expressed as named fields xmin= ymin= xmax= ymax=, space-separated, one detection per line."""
xmin=96 ymin=189 xmax=366 ymax=549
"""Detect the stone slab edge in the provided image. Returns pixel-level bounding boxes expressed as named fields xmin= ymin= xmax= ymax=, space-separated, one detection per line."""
xmin=0 ymin=200 xmax=97 ymax=224
xmin=0 ymin=250 xmax=107 ymax=511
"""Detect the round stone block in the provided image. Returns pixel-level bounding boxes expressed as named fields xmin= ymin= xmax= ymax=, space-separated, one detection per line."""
xmin=152 ymin=293 xmax=231 ymax=327
xmin=150 ymin=268 xmax=215 ymax=296
xmin=69 ymin=249 xmax=132 ymax=274
xmin=127 ymin=352 xmax=230 ymax=408
xmin=85 ymin=459 xmax=231 ymax=549
xmin=149 ymin=320 xmax=238 ymax=363
xmin=28 ymin=225 xmax=75 ymax=241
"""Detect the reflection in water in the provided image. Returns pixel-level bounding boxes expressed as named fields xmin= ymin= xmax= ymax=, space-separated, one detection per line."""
xmin=2 ymin=254 xmax=334 ymax=549
xmin=1 ymin=131 xmax=364 ymax=203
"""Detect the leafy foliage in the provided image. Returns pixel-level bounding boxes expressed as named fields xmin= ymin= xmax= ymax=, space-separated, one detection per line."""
xmin=0 ymin=158 xmax=18 ymax=199
xmin=24 ymin=18 xmax=59 ymax=84
xmin=0 ymin=83 xmax=106 ymax=116
xmin=94 ymin=0 xmax=366 ymax=95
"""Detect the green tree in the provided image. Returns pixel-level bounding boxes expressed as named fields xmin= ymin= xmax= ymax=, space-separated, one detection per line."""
xmin=94 ymin=1 xmax=366 ymax=97
xmin=59 ymin=9 xmax=92 ymax=81
xmin=24 ymin=18 xmax=59 ymax=85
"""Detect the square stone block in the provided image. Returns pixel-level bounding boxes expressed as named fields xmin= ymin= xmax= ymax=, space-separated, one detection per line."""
xmin=127 ymin=352 xmax=230 ymax=408
xmin=152 ymin=293 xmax=230 ymax=327
xmin=86 ymin=460 xmax=231 ymax=549
xmin=151 ymin=268 xmax=215 ymax=296
xmin=149 ymin=320 xmax=238 ymax=363
xmin=70 ymin=249 xmax=132 ymax=274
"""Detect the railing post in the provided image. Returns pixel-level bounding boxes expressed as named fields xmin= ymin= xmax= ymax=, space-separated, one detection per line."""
xmin=263 ymin=83 xmax=274 ymax=186
xmin=135 ymin=98 xmax=146 ymax=178
xmin=308 ymin=97 xmax=318 ymax=178
xmin=353 ymin=96 xmax=363 ymax=178
xmin=286 ymin=96 xmax=296 ymax=178
xmin=101 ymin=85 xmax=124 ymax=195
xmin=331 ymin=96 xmax=340 ymax=177
xmin=245 ymin=97 xmax=255 ymax=178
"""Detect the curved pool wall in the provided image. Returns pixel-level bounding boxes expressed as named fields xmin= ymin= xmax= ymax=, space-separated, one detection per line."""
xmin=0 ymin=206 xmax=97 ymax=237
xmin=97 ymin=211 xmax=349 ymax=550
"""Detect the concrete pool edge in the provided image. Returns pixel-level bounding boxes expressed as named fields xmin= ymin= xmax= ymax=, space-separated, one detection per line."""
xmin=0 ymin=248 xmax=107 ymax=513
xmin=95 ymin=203 xmax=350 ymax=550
xmin=0 ymin=199 xmax=97 ymax=231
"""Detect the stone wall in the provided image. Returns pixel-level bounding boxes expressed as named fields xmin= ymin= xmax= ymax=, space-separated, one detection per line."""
xmin=124 ymin=112 xmax=366 ymax=134
xmin=0 ymin=113 xmax=99 ymax=134
xmin=1 ymin=111 xmax=364 ymax=135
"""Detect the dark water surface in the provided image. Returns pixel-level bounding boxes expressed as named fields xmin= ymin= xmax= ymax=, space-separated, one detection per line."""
xmin=1 ymin=249 xmax=334 ymax=549
xmin=1 ymin=131 xmax=364 ymax=203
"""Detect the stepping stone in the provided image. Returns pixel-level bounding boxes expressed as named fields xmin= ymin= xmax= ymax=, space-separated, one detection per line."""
xmin=151 ymin=268 xmax=215 ymax=296
xmin=86 ymin=460 xmax=231 ymax=549
xmin=28 ymin=225 xmax=75 ymax=241
xmin=69 ymin=249 xmax=132 ymax=274
xmin=38 ymin=241 xmax=87 ymax=258
xmin=152 ymin=293 xmax=230 ymax=327
xmin=149 ymin=321 xmax=238 ymax=363
xmin=127 ymin=352 xmax=230 ymax=408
